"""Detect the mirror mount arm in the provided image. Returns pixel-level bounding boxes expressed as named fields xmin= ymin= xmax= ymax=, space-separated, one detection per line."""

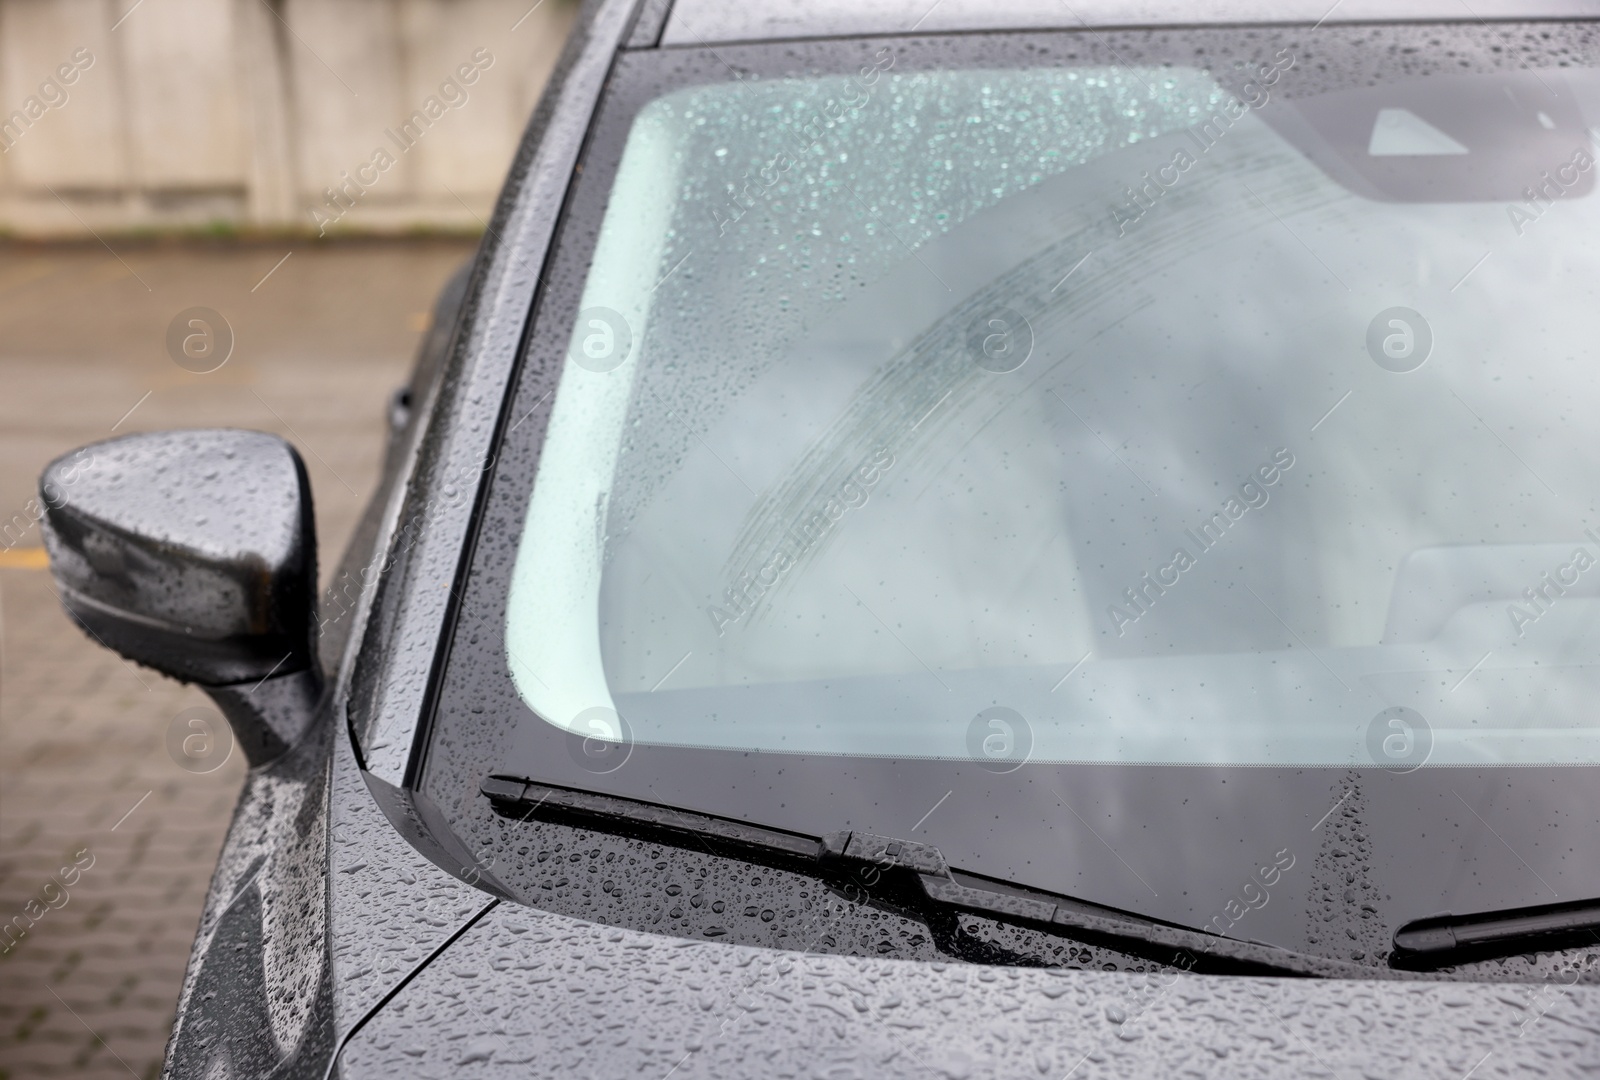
xmin=205 ymin=667 xmax=325 ymax=767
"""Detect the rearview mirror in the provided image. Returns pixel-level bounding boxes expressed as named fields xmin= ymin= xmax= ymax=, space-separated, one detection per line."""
xmin=39 ymin=429 xmax=323 ymax=765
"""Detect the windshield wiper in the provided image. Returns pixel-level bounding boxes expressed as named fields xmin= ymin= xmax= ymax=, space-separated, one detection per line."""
xmin=481 ymin=774 xmax=1377 ymax=979
xmin=1392 ymin=899 xmax=1600 ymax=970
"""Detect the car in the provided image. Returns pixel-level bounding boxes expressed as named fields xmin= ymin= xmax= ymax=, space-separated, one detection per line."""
xmin=37 ymin=0 xmax=1600 ymax=1075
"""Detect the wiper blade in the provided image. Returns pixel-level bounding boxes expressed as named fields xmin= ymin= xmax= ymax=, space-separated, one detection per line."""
xmin=1392 ymin=898 xmax=1600 ymax=970
xmin=481 ymin=774 xmax=1375 ymax=979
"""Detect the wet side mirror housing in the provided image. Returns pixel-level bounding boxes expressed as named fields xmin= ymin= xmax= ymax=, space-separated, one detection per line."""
xmin=39 ymin=429 xmax=323 ymax=765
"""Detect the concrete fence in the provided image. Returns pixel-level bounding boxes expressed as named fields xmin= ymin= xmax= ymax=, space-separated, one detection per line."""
xmin=0 ymin=0 xmax=576 ymax=236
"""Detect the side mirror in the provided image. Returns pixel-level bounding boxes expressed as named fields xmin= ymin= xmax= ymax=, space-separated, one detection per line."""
xmin=39 ymin=429 xmax=323 ymax=766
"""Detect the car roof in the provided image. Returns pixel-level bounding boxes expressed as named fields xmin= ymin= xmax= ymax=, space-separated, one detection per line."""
xmin=661 ymin=0 xmax=1600 ymax=45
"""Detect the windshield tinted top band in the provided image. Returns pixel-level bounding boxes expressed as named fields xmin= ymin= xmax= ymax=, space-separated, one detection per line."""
xmin=662 ymin=0 xmax=1600 ymax=46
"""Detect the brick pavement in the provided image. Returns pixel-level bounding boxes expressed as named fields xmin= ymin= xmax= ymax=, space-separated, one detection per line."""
xmin=0 ymin=239 xmax=476 ymax=1079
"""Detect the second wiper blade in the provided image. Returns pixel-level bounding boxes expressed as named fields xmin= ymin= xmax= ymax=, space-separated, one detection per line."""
xmin=481 ymin=774 xmax=1378 ymax=979
xmin=1393 ymin=898 xmax=1600 ymax=969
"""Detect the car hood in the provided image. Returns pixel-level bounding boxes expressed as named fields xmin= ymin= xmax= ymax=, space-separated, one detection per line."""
xmin=338 ymin=891 xmax=1600 ymax=1077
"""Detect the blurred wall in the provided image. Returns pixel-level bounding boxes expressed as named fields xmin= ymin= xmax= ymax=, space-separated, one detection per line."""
xmin=0 ymin=0 xmax=575 ymax=236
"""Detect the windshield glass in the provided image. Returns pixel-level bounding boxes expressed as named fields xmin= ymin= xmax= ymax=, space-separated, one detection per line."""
xmin=509 ymin=45 xmax=1600 ymax=768
xmin=423 ymin=23 xmax=1600 ymax=975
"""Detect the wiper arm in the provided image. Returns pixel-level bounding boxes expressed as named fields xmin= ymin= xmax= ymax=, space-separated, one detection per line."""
xmin=481 ymin=774 xmax=1374 ymax=979
xmin=1392 ymin=898 xmax=1600 ymax=970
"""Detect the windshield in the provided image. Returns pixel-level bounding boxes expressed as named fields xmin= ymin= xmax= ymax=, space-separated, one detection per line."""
xmin=425 ymin=22 xmax=1600 ymax=975
xmin=510 ymin=47 xmax=1600 ymax=768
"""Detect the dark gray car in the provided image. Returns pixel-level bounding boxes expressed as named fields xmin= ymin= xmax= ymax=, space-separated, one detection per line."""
xmin=38 ymin=0 xmax=1600 ymax=1075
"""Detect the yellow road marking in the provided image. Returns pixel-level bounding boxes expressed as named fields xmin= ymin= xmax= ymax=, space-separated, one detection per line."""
xmin=0 ymin=547 xmax=49 ymax=570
